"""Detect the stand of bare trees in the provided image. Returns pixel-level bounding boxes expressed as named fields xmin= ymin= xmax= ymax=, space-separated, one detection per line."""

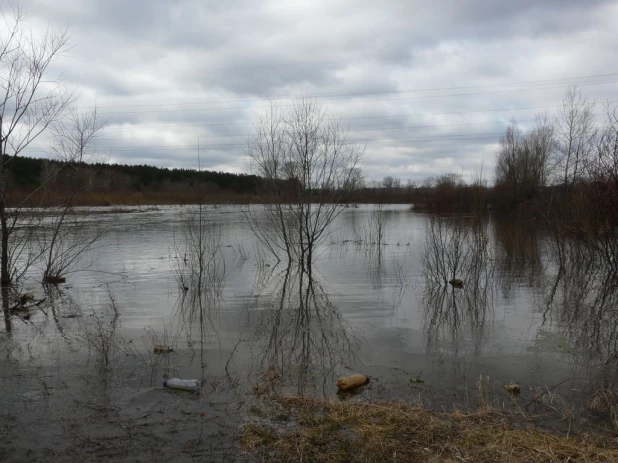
xmin=555 ymin=88 xmax=596 ymax=187
xmin=494 ymin=87 xmax=609 ymax=209
xmin=39 ymin=107 xmax=106 ymax=284
xmin=492 ymin=87 xmax=618 ymax=275
xmin=244 ymin=97 xmax=364 ymax=268
xmin=494 ymin=116 xmax=554 ymax=208
xmin=1 ymin=3 xmax=107 ymax=297
xmin=1 ymin=3 xmax=71 ymax=287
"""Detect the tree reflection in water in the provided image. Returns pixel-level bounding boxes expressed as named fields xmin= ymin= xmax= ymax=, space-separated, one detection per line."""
xmin=168 ymin=207 xmax=226 ymax=380
xmin=493 ymin=215 xmax=547 ymax=297
xmin=543 ymin=240 xmax=618 ymax=366
xmin=169 ymin=251 xmax=225 ymax=382
xmin=251 ymin=263 xmax=358 ymax=397
xmin=422 ymin=214 xmax=495 ymax=350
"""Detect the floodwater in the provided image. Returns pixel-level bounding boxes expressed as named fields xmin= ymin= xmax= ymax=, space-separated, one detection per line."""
xmin=1 ymin=204 xmax=617 ymax=461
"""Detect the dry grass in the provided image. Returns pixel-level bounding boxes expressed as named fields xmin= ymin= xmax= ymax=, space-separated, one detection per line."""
xmin=242 ymin=396 xmax=618 ymax=462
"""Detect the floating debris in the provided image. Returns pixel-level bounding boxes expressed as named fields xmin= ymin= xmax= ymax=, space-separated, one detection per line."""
xmin=448 ymin=278 xmax=464 ymax=287
xmin=336 ymin=374 xmax=370 ymax=392
xmin=44 ymin=275 xmax=66 ymax=284
xmin=154 ymin=344 xmax=174 ymax=354
xmin=163 ymin=378 xmax=200 ymax=391
xmin=504 ymin=383 xmax=521 ymax=394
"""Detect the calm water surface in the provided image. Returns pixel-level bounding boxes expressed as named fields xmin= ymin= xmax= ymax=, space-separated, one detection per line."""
xmin=1 ymin=204 xmax=616 ymax=461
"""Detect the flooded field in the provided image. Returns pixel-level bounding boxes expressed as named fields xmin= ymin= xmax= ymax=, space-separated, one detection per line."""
xmin=1 ymin=204 xmax=617 ymax=461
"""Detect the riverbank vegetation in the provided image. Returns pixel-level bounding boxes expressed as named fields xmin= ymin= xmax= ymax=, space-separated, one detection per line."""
xmin=8 ymin=87 xmax=616 ymax=217
xmin=242 ymin=395 xmax=618 ymax=462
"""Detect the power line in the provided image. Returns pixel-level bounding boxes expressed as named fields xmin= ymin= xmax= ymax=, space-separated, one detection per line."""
xmin=101 ymin=104 xmax=563 ymax=131
xmin=92 ymin=109 xmax=611 ymax=142
xmin=92 ymin=117 xmax=557 ymax=143
xmin=89 ymin=72 xmax=618 ymax=109
xmin=92 ymin=79 xmax=618 ymax=115
xmin=21 ymin=132 xmax=505 ymax=153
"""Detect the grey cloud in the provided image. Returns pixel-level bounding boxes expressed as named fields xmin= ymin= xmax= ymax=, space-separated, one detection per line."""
xmin=11 ymin=0 xmax=618 ymax=182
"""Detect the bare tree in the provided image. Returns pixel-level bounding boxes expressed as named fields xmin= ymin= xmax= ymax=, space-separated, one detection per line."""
xmin=582 ymin=102 xmax=618 ymax=273
xmin=0 ymin=2 xmax=71 ymax=286
xmin=40 ymin=107 xmax=106 ymax=284
xmin=343 ymin=167 xmax=364 ymax=191
xmin=495 ymin=121 xmax=524 ymax=204
xmin=495 ymin=118 xmax=554 ymax=206
xmin=381 ymin=175 xmax=401 ymax=190
xmin=555 ymin=87 xmax=596 ymax=186
xmin=589 ymin=102 xmax=618 ymax=189
xmin=528 ymin=114 xmax=555 ymax=188
xmin=244 ymin=97 xmax=364 ymax=267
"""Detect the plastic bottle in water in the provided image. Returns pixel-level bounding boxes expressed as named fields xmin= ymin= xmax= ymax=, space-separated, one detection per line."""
xmin=163 ymin=378 xmax=201 ymax=391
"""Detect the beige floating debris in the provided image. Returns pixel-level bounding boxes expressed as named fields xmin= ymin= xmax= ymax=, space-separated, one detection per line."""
xmin=337 ymin=374 xmax=370 ymax=392
xmin=153 ymin=344 xmax=174 ymax=354
xmin=504 ymin=383 xmax=521 ymax=394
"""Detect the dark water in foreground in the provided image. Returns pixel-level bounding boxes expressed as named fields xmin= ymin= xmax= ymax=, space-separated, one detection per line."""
xmin=1 ymin=204 xmax=617 ymax=461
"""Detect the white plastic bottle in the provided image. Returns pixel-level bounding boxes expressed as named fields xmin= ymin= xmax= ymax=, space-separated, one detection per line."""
xmin=163 ymin=378 xmax=201 ymax=391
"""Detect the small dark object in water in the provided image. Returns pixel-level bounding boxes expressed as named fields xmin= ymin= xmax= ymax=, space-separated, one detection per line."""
xmin=449 ymin=279 xmax=463 ymax=287
xmin=44 ymin=275 xmax=66 ymax=284
xmin=18 ymin=293 xmax=35 ymax=305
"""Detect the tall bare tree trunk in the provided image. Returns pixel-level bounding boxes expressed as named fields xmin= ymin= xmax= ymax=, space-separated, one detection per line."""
xmin=0 ymin=199 xmax=8 ymax=287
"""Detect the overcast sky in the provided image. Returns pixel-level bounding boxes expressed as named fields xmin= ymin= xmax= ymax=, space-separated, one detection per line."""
xmin=8 ymin=0 xmax=618 ymax=182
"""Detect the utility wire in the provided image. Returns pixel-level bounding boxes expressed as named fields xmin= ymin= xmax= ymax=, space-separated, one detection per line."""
xmin=89 ymin=72 xmax=618 ymax=109
xmin=92 ymin=113 xmax=610 ymax=142
xmin=89 ymin=79 xmax=618 ymax=115
xmin=21 ymin=132 xmax=505 ymax=152
xmin=101 ymin=104 xmax=564 ymax=131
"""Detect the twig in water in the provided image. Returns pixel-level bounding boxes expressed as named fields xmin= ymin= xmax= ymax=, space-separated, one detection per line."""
xmin=225 ymin=335 xmax=244 ymax=380
xmin=525 ymin=377 xmax=587 ymax=412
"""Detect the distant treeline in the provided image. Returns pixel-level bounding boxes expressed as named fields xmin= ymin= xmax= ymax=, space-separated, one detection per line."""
xmin=4 ymin=154 xmax=265 ymax=205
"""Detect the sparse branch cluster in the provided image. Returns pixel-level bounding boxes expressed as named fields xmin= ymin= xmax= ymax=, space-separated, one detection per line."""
xmin=492 ymin=88 xmax=618 ymax=274
xmin=494 ymin=87 xmax=618 ymax=202
xmin=1 ymin=3 xmax=104 ymax=288
xmin=245 ymin=97 xmax=364 ymax=266
xmin=494 ymin=115 xmax=554 ymax=206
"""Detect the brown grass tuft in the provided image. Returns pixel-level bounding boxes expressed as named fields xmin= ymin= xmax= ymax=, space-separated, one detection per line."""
xmin=241 ymin=396 xmax=618 ymax=462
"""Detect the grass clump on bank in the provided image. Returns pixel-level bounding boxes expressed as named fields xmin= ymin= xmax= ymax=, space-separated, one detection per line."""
xmin=242 ymin=396 xmax=618 ymax=462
